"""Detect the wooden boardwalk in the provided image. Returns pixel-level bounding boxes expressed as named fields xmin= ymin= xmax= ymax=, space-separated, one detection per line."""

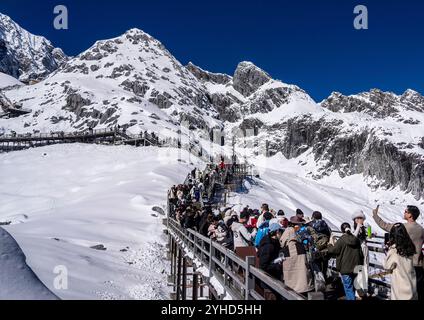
xmin=0 ymin=128 xmax=162 ymax=152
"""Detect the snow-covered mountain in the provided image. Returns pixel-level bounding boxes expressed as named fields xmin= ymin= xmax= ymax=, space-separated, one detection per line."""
xmin=0 ymin=20 xmax=423 ymax=201
xmin=0 ymin=28 xmax=221 ymax=136
xmin=0 ymin=13 xmax=67 ymax=83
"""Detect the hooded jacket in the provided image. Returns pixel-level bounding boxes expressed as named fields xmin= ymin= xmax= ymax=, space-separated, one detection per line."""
xmin=328 ymin=233 xmax=364 ymax=274
xmin=258 ymin=234 xmax=282 ymax=279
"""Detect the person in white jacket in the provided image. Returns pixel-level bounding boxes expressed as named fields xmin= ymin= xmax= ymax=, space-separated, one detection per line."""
xmin=231 ymin=211 xmax=257 ymax=248
xmin=384 ymin=223 xmax=418 ymax=300
xmin=256 ymin=203 xmax=272 ymax=228
xmin=352 ymin=210 xmax=370 ymax=297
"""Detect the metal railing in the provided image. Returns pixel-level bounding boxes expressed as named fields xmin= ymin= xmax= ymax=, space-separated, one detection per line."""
xmin=167 ymin=217 xmax=305 ymax=300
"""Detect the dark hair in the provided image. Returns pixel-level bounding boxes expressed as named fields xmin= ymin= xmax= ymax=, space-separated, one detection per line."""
xmin=261 ymin=204 xmax=269 ymax=212
xmin=341 ymin=222 xmax=352 ymax=235
xmin=353 ymin=221 xmax=367 ymax=242
xmin=407 ymin=205 xmax=420 ymax=221
xmin=206 ymin=214 xmax=214 ymax=224
xmin=312 ymin=211 xmax=322 ymax=220
xmin=277 ymin=210 xmax=285 ymax=216
xmin=263 ymin=211 xmax=273 ymax=221
xmin=296 ymin=209 xmax=304 ymax=217
xmin=240 ymin=211 xmax=249 ymax=220
xmin=212 ymin=215 xmax=221 ymax=222
xmin=389 ymin=223 xmax=416 ymax=258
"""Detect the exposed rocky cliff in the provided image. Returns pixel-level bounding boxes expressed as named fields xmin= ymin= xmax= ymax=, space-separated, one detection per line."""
xmin=0 ymin=13 xmax=67 ymax=83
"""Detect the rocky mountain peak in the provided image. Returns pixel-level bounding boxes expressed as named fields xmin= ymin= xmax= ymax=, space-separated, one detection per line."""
xmin=233 ymin=61 xmax=271 ymax=97
xmin=400 ymin=89 xmax=424 ymax=112
xmin=0 ymin=12 xmax=68 ymax=83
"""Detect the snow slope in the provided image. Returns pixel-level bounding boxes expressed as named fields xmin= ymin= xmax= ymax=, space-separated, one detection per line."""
xmin=0 ymin=143 xmax=422 ymax=299
xmin=0 ymin=72 xmax=22 ymax=89
xmin=0 ymin=144 xmax=203 ymax=299
xmin=229 ymin=152 xmax=424 ymax=233
xmin=0 ymin=227 xmax=58 ymax=300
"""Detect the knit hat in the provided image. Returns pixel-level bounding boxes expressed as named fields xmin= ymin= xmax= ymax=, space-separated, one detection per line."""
xmin=352 ymin=210 xmax=366 ymax=220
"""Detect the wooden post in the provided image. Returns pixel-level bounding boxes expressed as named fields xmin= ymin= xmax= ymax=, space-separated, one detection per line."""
xmin=176 ymin=248 xmax=182 ymax=300
xmin=208 ymin=239 xmax=214 ymax=284
xmin=182 ymin=256 xmax=187 ymax=300
xmin=192 ymin=272 xmax=198 ymax=300
xmin=245 ymin=256 xmax=256 ymax=300
xmin=173 ymin=240 xmax=177 ymax=290
xmin=199 ymin=275 xmax=204 ymax=298
xmin=170 ymin=237 xmax=174 ymax=284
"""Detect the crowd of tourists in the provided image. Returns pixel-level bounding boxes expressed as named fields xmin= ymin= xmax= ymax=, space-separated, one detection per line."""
xmin=168 ymin=166 xmax=424 ymax=301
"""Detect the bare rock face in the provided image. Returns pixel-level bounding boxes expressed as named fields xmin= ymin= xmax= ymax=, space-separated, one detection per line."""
xmin=320 ymin=89 xmax=424 ymax=118
xmin=186 ymin=62 xmax=231 ymax=85
xmin=233 ymin=61 xmax=271 ymax=97
xmin=0 ymin=13 xmax=67 ymax=82
xmin=208 ymin=93 xmax=241 ymax=122
xmin=243 ymin=86 xmax=295 ymax=114
xmin=262 ymin=114 xmax=424 ymax=200
xmin=400 ymin=89 xmax=424 ymax=112
xmin=63 ymin=93 xmax=92 ymax=118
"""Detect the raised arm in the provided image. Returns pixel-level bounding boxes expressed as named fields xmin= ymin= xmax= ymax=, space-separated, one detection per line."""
xmin=372 ymin=208 xmax=393 ymax=233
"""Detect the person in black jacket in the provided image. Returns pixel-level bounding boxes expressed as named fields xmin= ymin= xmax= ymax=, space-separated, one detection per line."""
xmin=198 ymin=209 xmax=213 ymax=237
xmin=182 ymin=207 xmax=197 ymax=230
xmin=327 ymin=222 xmax=364 ymax=300
xmin=258 ymin=223 xmax=284 ymax=280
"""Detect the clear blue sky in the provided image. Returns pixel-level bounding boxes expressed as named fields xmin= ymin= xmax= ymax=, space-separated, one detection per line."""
xmin=1 ymin=0 xmax=423 ymax=101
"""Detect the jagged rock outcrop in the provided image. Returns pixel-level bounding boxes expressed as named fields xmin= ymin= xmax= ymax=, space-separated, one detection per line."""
xmin=321 ymin=89 xmax=424 ymax=119
xmin=233 ymin=61 xmax=271 ymax=97
xmin=0 ymin=13 xmax=67 ymax=82
xmin=186 ymin=62 xmax=231 ymax=85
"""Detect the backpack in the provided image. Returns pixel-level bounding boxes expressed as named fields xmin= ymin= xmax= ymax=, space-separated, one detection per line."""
xmin=310 ymin=220 xmax=330 ymax=235
xmin=313 ymin=233 xmax=329 ymax=251
xmin=216 ymin=221 xmax=233 ymax=249
xmin=296 ymin=226 xmax=314 ymax=248
xmin=308 ymin=220 xmax=330 ymax=250
xmin=254 ymin=221 xmax=270 ymax=247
